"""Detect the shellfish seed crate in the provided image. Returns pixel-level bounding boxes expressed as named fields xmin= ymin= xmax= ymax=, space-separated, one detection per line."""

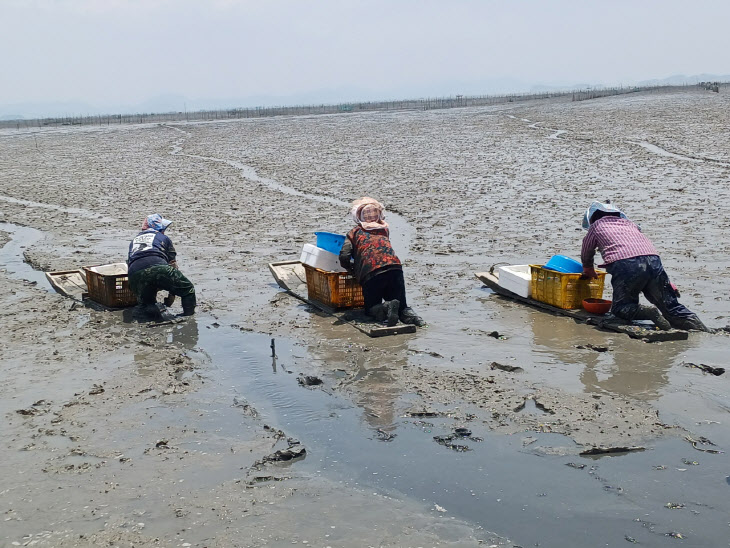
xmin=83 ymin=265 xmax=137 ymax=308
xmin=529 ymin=265 xmax=606 ymax=310
xmin=303 ymin=264 xmax=364 ymax=309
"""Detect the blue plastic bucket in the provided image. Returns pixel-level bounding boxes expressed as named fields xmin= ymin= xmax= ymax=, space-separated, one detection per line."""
xmin=544 ymin=255 xmax=583 ymax=274
xmin=314 ymin=232 xmax=346 ymax=254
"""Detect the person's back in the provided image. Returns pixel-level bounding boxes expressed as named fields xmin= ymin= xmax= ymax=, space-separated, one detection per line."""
xmin=346 ymin=224 xmax=401 ymax=286
xmin=127 ymin=214 xmax=196 ymax=317
xmin=580 ymin=201 xmax=707 ymax=332
xmin=581 ymin=216 xmax=658 ymax=268
xmin=128 ymin=228 xmax=176 ymax=275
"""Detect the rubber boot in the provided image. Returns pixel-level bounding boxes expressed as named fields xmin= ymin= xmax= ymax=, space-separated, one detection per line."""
xmin=368 ymin=300 xmax=400 ymax=326
xmin=143 ymin=303 xmax=163 ymax=319
xmin=670 ymin=315 xmax=710 ymax=332
xmin=634 ymin=305 xmax=672 ymax=330
xmin=385 ymin=299 xmax=400 ymax=327
xmin=181 ymin=294 xmax=196 ymax=316
xmin=163 ymin=293 xmax=176 ymax=307
xmin=133 ymin=303 xmax=157 ymax=321
xmin=368 ymin=303 xmax=388 ymax=322
xmin=400 ymin=306 xmax=426 ymax=327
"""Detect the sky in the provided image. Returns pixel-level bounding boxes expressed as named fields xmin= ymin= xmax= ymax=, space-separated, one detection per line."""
xmin=2 ymin=0 xmax=730 ymax=116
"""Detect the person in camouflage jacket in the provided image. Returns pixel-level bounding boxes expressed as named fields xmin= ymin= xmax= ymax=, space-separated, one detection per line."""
xmin=127 ymin=214 xmax=196 ymax=317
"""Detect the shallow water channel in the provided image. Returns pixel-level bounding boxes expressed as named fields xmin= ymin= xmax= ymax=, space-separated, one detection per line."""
xmin=0 ymin=222 xmax=49 ymax=287
xmin=164 ymin=319 xmax=730 ymax=547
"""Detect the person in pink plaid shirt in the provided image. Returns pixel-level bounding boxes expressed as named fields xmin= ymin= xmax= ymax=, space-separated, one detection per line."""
xmin=581 ymin=201 xmax=708 ymax=332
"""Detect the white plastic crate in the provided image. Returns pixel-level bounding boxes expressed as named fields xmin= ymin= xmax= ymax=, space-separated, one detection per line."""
xmin=299 ymin=244 xmax=346 ymax=273
xmin=497 ymin=264 xmax=532 ymax=298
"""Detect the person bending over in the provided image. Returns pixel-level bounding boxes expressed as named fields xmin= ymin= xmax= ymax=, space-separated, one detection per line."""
xmin=339 ymin=197 xmax=425 ymax=327
xmin=127 ymin=213 xmax=196 ymax=317
xmin=581 ymin=201 xmax=707 ymax=331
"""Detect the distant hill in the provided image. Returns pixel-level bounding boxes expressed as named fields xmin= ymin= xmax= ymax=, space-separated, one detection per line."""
xmin=637 ymin=73 xmax=730 ymax=86
xmin=2 ymin=73 xmax=729 ymax=119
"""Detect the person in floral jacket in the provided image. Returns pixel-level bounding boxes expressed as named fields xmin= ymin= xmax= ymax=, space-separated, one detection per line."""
xmin=339 ymin=197 xmax=425 ymax=327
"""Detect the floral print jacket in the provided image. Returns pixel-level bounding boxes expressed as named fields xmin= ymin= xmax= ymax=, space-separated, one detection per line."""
xmin=339 ymin=226 xmax=402 ymax=285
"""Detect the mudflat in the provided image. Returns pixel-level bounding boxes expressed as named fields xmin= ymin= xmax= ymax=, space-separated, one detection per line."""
xmin=1 ymin=86 xmax=729 ymax=547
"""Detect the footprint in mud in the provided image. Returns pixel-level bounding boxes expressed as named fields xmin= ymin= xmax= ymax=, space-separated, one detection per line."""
xmin=15 ymin=400 xmax=51 ymax=416
xmin=514 ymin=396 xmax=554 ymax=415
xmin=232 ymin=396 xmax=259 ymax=418
xmin=246 ymin=475 xmax=291 ymax=486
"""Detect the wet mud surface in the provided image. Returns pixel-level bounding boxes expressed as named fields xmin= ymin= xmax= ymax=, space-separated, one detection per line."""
xmin=2 ymin=87 xmax=730 ymax=546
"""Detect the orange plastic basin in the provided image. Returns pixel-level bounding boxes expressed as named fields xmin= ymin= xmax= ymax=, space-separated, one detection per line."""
xmin=582 ymin=298 xmax=612 ymax=315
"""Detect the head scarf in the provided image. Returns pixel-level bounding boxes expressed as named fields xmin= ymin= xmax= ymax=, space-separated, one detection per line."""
xmin=582 ymin=201 xmax=628 ymax=230
xmin=350 ymin=197 xmax=389 ymax=231
xmin=141 ymin=213 xmax=172 ymax=232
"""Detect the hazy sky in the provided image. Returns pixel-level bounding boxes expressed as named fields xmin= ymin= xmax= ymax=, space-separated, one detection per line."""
xmin=2 ymin=0 xmax=730 ymax=114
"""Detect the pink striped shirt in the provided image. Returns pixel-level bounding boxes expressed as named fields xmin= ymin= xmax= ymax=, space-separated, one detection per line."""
xmin=581 ymin=217 xmax=658 ymax=267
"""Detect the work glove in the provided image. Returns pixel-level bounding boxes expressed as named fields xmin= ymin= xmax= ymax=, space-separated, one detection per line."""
xmin=163 ymin=293 xmax=176 ymax=307
xmin=580 ymin=266 xmax=598 ymax=280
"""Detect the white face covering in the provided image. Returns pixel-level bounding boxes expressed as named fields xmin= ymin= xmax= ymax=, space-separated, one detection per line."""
xmin=350 ymin=197 xmax=389 ymax=231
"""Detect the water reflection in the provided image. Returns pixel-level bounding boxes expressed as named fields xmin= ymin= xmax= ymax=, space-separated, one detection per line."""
xmin=578 ymin=344 xmax=683 ymax=400
xmin=270 ymin=337 xmax=289 ymax=374
xmin=169 ymin=317 xmax=199 ymax=348
xmin=351 ymin=349 xmax=405 ymax=432
xmin=530 ymin=313 xmax=690 ymax=400
xmin=306 ymin=324 xmax=408 ymax=434
xmin=128 ymin=316 xmax=200 ymax=373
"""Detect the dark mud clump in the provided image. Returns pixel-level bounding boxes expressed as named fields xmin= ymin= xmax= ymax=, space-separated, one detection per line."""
xmin=579 ymin=446 xmax=645 ymax=457
xmin=258 ymin=443 xmax=306 ymax=464
xmin=490 ymin=362 xmax=524 ymax=373
xmin=682 ymin=362 xmax=725 ymax=376
xmin=297 ymin=374 xmax=324 ymax=387
xmin=433 ymin=427 xmax=483 ymax=451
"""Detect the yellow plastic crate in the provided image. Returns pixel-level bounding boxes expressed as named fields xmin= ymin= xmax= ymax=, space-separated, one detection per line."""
xmin=529 ymin=265 xmax=605 ymax=310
